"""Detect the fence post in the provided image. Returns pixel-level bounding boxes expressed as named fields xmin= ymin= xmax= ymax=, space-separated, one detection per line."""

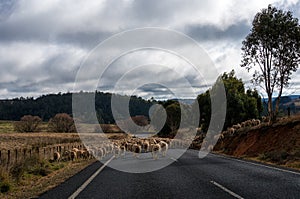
xmin=23 ymin=149 xmax=26 ymax=160
xmin=15 ymin=149 xmax=18 ymax=163
xmin=36 ymin=147 xmax=39 ymax=158
xmin=7 ymin=150 xmax=10 ymax=168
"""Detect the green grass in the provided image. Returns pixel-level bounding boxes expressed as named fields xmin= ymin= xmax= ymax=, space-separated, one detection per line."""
xmin=0 ymin=121 xmax=15 ymax=133
xmin=0 ymin=120 xmax=50 ymax=133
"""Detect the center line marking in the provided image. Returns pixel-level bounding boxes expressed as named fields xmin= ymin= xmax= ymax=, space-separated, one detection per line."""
xmin=210 ymin=180 xmax=244 ymax=199
xmin=68 ymin=156 xmax=115 ymax=199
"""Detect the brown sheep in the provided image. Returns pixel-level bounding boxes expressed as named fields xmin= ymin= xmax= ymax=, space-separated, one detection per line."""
xmin=70 ymin=151 xmax=77 ymax=161
xmin=132 ymin=144 xmax=142 ymax=158
xmin=53 ymin=151 xmax=61 ymax=162
xmin=141 ymin=140 xmax=150 ymax=152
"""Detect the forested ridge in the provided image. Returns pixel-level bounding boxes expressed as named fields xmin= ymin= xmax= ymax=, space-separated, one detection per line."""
xmin=0 ymin=91 xmax=153 ymax=123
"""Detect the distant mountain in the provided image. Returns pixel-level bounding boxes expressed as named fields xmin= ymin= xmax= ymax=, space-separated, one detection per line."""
xmin=262 ymin=95 xmax=300 ymax=115
xmin=170 ymin=98 xmax=196 ymax=105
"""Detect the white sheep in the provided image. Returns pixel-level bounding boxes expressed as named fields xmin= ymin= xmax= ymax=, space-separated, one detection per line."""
xmin=159 ymin=141 xmax=168 ymax=157
xmin=113 ymin=145 xmax=121 ymax=158
xmin=151 ymin=143 xmax=161 ymax=160
xmin=120 ymin=145 xmax=126 ymax=158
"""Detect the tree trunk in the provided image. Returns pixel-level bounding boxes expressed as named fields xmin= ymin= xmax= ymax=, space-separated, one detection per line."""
xmin=267 ymin=94 xmax=274 ymax=124
xmin=274 ymin=77 xmax=284 ymax=121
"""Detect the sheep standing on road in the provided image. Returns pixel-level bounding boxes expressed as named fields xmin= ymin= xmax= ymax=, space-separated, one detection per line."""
xmin=120 ymin=145 xmax=126 ymax=158
xmin=132 ymin=143 xmax=142 ymax=158
xmin=113 ymin=145 xmax=121 ymax=158
xmin=141 ymin=140 xmax=150 ymax=152
xmin=159 ymin=141 xmax=168 ymax=157
xmin=151 ymin=143 xmax=161 ymax=160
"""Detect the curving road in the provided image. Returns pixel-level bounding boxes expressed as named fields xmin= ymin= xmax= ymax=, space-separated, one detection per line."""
xmin=40 ymin=149 xmax=300 ymax=199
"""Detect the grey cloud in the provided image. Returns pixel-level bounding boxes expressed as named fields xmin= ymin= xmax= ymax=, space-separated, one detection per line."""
xmin=0 ymin=0 xmax=16 ymax=22
xmin=1 ymin=0 xmax=300 ymax=99
xmin=186 ymin=21 xmax=251 ymax=42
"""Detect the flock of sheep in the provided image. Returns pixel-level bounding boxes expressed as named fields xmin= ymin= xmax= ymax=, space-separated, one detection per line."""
xmin=52 ymin=117 xmax=266 ymax=162
xmin=52 ymin=137 xmax=190 ymax=162
xmin=222 ymin=118 xmax=263 ymax=137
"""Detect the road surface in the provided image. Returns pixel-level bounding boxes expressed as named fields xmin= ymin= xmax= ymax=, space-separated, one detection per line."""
xmin=40 ymin=149 xmax=300 ymax=199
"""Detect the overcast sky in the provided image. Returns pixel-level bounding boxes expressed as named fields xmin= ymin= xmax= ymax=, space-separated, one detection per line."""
xmin=1 ymin=0 xmax=300 ymax=100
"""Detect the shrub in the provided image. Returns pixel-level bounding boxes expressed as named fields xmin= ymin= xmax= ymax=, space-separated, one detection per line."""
xmin=48 ymin=113 xmax=76 ymax=133
xmin=0 ymin=168 xmax=10 ymax=193
xmin=259 ymin=151 xmax=289 ymax=163
xmin=0 ymin=182 xmax=10 ymax=193
xmin=14 ymin=115 xmax=42 ymax=132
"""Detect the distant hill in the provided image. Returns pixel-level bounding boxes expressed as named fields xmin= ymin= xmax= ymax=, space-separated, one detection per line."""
xmin=261 ymin=95 xmax=300 ymax=116
xmin=170 ymin=98 xmax=196 ymax=105
xmin=0 ymin=92 xmax=154 ymax=123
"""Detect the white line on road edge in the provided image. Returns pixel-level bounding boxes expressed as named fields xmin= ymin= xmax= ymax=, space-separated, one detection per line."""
xmin=210 ymin=181 xmax=244 ymax=199
xmin=68 ymin=156 xmax=115 ymax=199
xmin=209 ymin=153 xmax=300 ymax=176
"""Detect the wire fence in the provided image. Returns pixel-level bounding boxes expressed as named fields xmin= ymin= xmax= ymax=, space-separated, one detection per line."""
xmin=0 ymin=142 xmax=84 ymax=170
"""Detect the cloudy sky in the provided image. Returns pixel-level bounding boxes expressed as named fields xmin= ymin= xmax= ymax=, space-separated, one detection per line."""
xmin=1 ymin=0 xmax=300 ymax=100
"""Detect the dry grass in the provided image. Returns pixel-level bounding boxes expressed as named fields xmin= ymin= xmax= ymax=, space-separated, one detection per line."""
xmin=0 ymin=132 xmax=81 ymax=150
xmin=0 ymin=159 xmax=96 ymax=199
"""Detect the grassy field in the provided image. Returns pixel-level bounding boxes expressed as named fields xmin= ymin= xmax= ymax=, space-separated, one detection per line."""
xmin=0 ymin=120 xmax=127 ymax=198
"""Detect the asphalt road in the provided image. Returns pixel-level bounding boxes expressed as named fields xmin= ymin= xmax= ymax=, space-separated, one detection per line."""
xmin=40 ymin=149 xmax=300 ymax=199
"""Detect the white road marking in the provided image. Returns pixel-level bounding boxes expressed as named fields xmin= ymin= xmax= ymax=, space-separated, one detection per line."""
xmin=209 ymin=153 xmax=300 ymax=176
xmin=210 ymin=180 xmax=244 ymax=199
xmin=68 ymin=156 xmax=115 ymax=199
xmin=170 ymin=157 xmax=178 ymax=162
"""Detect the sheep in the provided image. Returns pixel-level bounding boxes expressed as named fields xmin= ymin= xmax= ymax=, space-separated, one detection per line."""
xmin=262 ymin=116 xmax=268 ymax=123
xmin=96 ymin=147 xmax=104 ymax=160
xmin=207 ymin=144 xmax=214 ymax=151
xmin=82 ymin=149 xmax=90 ymax=159
xmin=53 ymin=151 xmax=61 ymax=162
xmin=126 ymin=142 xmax=133 ymax=152
xmin=151 ymin=144 xmax=161 ymax=160
xmin=159 ymin=141 xmax=168 ymax=157
xmin=232 ymin=123 xmax=241 ymax=130
xmin=61 ymin=150 xmax=71 ymax=161
xmin=141 ymin=140 xmax=150 ymax=152
xmin=227 ymin=127 xmax=235 ymax=135
xmin=132 ymin=143 xmax=142 ymax=158
xmin=252 ymin=119 xmax=261 ymax=126
xmin=113 ymin=145 xmax=120 ymax=158
xmin=77 ymin=150 xmax=84 ymax=159
xmin=120 ymin=145 xmax=126 ymax=158
xmin=70 ymin=151 xmax=77 ymax=161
